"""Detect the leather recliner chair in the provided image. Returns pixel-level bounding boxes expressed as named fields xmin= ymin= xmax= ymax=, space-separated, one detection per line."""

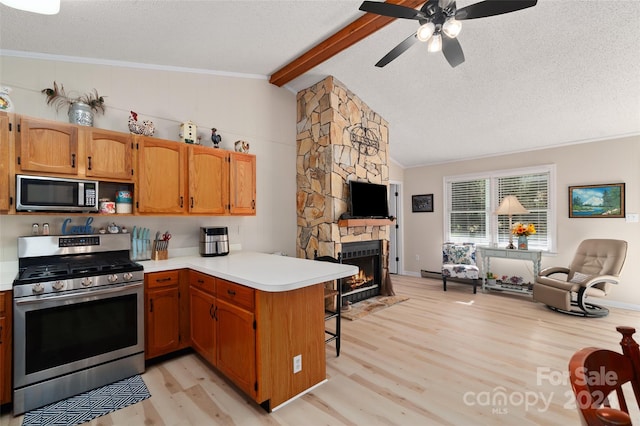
xmin=533 ymin=239 xmax=627 ymax=317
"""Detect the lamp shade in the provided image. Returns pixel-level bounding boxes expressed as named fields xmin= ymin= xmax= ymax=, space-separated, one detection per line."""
xmin=495 ymin=195 xmax=529 ymax=215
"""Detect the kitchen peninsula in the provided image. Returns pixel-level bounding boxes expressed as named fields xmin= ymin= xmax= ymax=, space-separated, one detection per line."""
xmin=0 ymin=250 xmax=356 ymax=413
xmin=139 ymin=251 xmax=357 ymax=412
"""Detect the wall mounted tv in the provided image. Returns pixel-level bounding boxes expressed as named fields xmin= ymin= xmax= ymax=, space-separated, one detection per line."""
xmin=349 ymin=181 xmax=389 ymax=218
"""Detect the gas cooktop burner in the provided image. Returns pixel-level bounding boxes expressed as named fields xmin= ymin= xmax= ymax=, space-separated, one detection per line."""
xmin=14 ymin=234 xmax=144 ymax=291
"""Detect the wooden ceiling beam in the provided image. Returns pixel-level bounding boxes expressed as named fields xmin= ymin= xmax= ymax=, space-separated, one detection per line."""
xmin=269 ymin=0 xmax=426 ymax=87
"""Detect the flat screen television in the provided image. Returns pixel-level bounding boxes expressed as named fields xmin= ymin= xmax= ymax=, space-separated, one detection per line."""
xmin=349 ymin=181 xmax=389 ymax=218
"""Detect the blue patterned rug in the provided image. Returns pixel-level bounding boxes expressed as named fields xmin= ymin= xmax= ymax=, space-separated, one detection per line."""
xmin=22 ymin=375 xmax=151 ymax=426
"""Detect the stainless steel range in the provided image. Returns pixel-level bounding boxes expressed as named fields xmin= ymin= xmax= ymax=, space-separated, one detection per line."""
xmin=12 ymin=233 xmax=145 ymax=414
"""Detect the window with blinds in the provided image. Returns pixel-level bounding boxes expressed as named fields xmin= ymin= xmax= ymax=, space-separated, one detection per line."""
xmin=444 ymin=165 xmax=556 ymax=251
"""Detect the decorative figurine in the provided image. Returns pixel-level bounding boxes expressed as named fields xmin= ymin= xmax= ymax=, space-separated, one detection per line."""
xmin=179 ymin=121 xmax=197 ymax=144
xmin=128 ymin=111 xmax=155 ymax=136
xmin=0 ymin=86 xmax=15 ymax=112
xmin=211 ymin=128 xmax=222 ymax=148
xmin=234 ymin=140 xmax=250 ymax=153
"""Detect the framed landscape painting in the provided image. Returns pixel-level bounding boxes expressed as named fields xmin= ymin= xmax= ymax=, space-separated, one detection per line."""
xmin=412 ymin=194 xmax=433 ymax=213
xmin=569 ymin=183 xmax=625 ymax=218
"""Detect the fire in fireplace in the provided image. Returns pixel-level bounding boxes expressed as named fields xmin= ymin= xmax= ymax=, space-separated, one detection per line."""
xmin=341 ymin=240 xmax=382 ymax=304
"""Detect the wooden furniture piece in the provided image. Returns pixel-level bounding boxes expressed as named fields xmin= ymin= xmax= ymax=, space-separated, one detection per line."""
xmin=144 ymin=269 xmax=189 ymax=359
xmin=477 ymin=246 xmax=542 ymax=295
xmin=314 ymin=250 xmax=342 ymax=357
xmin=0 ymin=290 xmax=12 ymax=405
xmin=0 ymin=113 xmax=12 ymax=212
xmin=2 ymin=113 xmax=256 ymax=216
xmin=533 ymin=239 xmax=627 ymax=317
xmin=569 ymin=326 xmax=640 ymax=426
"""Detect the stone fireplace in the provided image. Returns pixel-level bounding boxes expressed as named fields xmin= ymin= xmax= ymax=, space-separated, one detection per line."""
xmin=296 ymin=76 xmax=394 ymax=300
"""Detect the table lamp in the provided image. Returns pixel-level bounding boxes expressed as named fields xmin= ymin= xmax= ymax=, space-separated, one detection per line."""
xmin=495 ymin=195 xmax=529 ymax=249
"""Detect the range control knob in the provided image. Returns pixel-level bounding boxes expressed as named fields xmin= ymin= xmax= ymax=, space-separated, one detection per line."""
xmin=32 ymin=283 xmax=44 ymax=294
xmin=81 ymin=277 xmax=93 ymax=287
xmin=52 ymin=280 xmax=65 ymax=291
xmin=123 ymin=272 xmax=133 ymax=281
xmin=107 ymin=274 xmax=119 ymax=283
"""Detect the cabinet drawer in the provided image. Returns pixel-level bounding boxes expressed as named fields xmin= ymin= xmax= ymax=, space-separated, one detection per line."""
xmin=146 ymin=270 xmax=180 ymax=288
xmin=189 ymin=270 xmax=216 ymax=295
xmin=217 ymin=279 xmax=254 ymax=311
xmin=0 ymin=291 xmax=6 ymax=315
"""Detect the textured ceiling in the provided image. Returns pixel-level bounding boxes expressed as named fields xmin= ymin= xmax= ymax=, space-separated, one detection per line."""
xmin=1 ymin=0 xmax=639 ymax=167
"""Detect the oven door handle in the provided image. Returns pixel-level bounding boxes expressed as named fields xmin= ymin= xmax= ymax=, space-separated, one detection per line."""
xmin=15 ymin=282 xmax=143 ymax=305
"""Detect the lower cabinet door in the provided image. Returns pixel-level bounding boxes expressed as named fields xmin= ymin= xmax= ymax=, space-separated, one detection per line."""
xmin=190 ymin=286 xmax=216 ymax=365
xmin=146 ymin=287 xmax=181 ymax=359
xmin=216 ymin=298 xmax=256 ymax=397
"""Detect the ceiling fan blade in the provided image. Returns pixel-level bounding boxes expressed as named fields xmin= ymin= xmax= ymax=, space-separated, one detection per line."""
xmin=455 ymin=0 xmax=537 ymax=20
xmin=375 ymin=33 xmax=419 ymax=67
xmin=442 ymin=36 xmax=465 ymax=67
xmin=359 ymin=1 xmax=425 ymax=20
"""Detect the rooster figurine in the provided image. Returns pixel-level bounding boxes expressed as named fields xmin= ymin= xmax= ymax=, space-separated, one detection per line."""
xmin=128 ymin=111 xmax=155 ymax=136
xmin=211 ymin=128 xmax=222 ymax=148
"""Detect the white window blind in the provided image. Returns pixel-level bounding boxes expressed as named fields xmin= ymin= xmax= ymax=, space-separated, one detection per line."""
xmin=445 ymin=165 xmax=555 ymax=251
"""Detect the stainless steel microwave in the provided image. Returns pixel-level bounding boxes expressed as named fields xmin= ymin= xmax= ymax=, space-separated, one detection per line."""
xmin=16 ymin=175 xmax=99 ymax=212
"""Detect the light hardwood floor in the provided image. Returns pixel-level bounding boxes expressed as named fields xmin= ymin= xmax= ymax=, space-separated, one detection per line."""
xmin=3 ymin=275 xmax=640 ymax=425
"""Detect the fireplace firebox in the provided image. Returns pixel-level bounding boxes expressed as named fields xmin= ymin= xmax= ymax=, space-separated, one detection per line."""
xmin=341 ymin=240 xmax=382 ymax=305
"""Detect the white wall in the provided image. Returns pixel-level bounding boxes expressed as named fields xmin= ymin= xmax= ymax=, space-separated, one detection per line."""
xmin=401 ymin=136 xmax=640 ymax=308
xmin=0 ymin=55 xmax=298 ymax=264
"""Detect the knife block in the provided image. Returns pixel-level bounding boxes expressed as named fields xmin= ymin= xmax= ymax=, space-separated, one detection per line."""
xmin=152 ymin=240 xmax=169 ymax=260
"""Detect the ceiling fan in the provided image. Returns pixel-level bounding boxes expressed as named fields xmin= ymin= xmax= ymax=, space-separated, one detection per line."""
xmin=359 ymin=0 xmax=537 ymax=68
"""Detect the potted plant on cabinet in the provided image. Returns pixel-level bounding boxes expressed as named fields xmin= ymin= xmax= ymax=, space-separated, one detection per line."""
xmin=41 ymin=81 xmax=106 ymax=126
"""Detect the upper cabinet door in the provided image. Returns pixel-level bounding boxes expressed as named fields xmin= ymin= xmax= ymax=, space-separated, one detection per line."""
xmin=0 ymin=114 xmax=11 ymax=212
xmin=84 ymin=128 xmax=133 ymax=181
xmin=188 ymin=145 xmax=229 ymax=214
xmin=136 ymin=137 xmax=187 ymax=214
xmin=229 ymin=152 xmax=256 ymax=216
xmin=18 ymin=117 xmax=78 ymax=175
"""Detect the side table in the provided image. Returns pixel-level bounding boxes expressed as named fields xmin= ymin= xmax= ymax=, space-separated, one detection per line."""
xmin=477 ymin=246 xmax=542 ymax=296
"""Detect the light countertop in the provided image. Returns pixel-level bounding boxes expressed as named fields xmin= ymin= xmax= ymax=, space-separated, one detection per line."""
xmin=1 ymin=251 xmax=358 ymax=293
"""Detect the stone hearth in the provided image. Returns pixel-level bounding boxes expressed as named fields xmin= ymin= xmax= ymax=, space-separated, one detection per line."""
xmin=296 ymin=76 xmax=393 ymax=297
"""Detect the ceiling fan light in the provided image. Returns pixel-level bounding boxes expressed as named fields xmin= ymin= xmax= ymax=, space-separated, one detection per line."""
xmin=416 ymin=22 xmax=435 ymax=42
xmin=442 ymin=18 xmax=462 ymax=38
xmin=0 ymin=0 xmax=60 ymax=14
xmin=427 ymin=33 xmax=442 ymax=53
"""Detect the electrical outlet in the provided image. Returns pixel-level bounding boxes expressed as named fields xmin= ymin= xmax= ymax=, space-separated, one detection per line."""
xmin=626 ymin=213 xmax=639 ymax=223
xmin=293 ymin=354 xmax=302 ymax=374
xmin=415 ymin=254 xmax=420 ymax=261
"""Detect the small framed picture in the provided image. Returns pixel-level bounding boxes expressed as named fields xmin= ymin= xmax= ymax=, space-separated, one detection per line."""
xmin=569 ymin=183 xmax=625 ymax=218
xmin=412 ymin=194 xmax=433 ymax=213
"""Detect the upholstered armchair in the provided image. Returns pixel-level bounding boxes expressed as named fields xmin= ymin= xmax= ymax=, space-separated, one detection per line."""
xmin=442 ymin=243 xmax=479 ymax=294
xmin=533 ymin=239 xmax=627 ymax=317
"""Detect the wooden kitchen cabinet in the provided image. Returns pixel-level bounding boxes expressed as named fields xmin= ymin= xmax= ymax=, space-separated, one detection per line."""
xmin=190 ymin=286 xmax=217 ymax=365
xmin=216 ymin=297 xmax=256 ymax=397
xmin=0 ymin=291 xmax=12 ymax=405
xmin=0 ymin=113 xmax=12 ymax=212
xmin=189 ymin=270 xmax=216 ymax=364
xmin=82 ymin=128 xmax=133 ymax=181
xmin=188 ymin=145 xmax=228 ymax=214
xmin=16 ymin=117 xmax=79 ymax=175
xmin=229 ymin=152 xmax=256 ymax=215
xmin=145 ymin=270 xmax=189 ymax=359
xmin=136 ymin=137 xmax=187 ymax=214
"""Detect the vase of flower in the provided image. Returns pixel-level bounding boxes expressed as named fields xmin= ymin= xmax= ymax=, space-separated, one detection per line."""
xmin=518 ymin=235 xmax=528 ymax=250
xmin=68 ymin=102 xmax=94 ymax=126
xmin=41 ymin=81 xmax=105 ymax=127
